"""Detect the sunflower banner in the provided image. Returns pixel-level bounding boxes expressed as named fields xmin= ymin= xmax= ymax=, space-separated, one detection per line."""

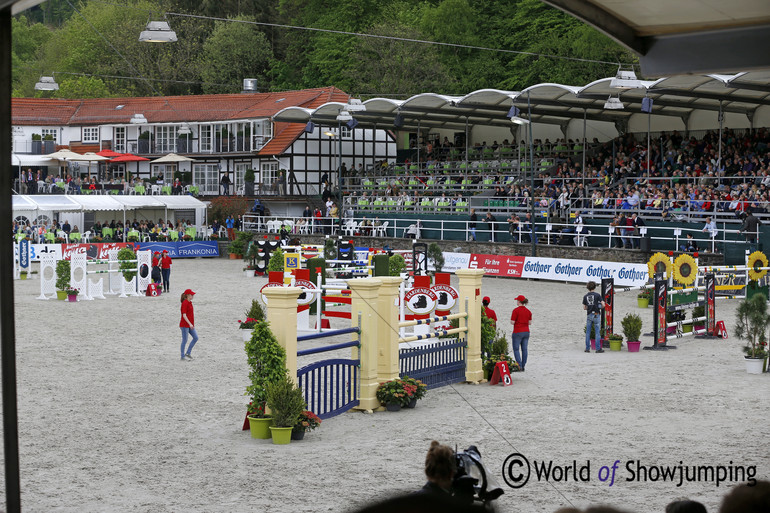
xmin=747 ymin=251 xmax=768 ymax=282
xmin=647 ymin=253 xmax=672 ymax=280
xmin=673 ymin=254 xmax=698 ymax=286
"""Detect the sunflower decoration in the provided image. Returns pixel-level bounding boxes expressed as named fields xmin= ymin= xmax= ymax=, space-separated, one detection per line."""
xmin=647 ymin=253 xmax=672 ymax=280
xmin=673 ymin=254 xmax=698 ymax=286
xmin=747 ymin=251 xmax=769 ymax=282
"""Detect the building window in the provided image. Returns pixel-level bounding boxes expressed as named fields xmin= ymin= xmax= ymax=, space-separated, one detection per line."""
xmin=340 ymin=125 xmax=351 ymax=138
xmin=200 ymin=125 xmax=212 ymax=152
xmin=83 ymin=127 xmax=99 ymax=143
xmin=155 ymin=125 xmax=177 ymax=153
xmin=41 ymin=128 xmax=57 ymax=142
xmin=193 ymin=163 xmax=218 ymax=194
xmin=114 ymin=126 xmax=126 ymax=152
xmin=261 ymin=161 xmax=278 ymax=190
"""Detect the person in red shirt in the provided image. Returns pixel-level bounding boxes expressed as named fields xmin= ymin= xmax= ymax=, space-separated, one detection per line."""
xmin=482 ymin=296 xmax=497 ymax=326
xmin=161 ymin=249 xmax=172 ymax=293
xmin=510 ymin=295 xmax=532 ymax=372
xmin=179 ymin=289 xmax=198 ymax=360
xmin=151 ymin=251 xmax=162 ymax=285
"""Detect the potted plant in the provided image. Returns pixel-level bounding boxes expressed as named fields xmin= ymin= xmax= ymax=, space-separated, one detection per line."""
xmin=238 ymin=300 xmax=265 ymax=342
xmin=483 ymin=336 xmax=518 ymax=379
xmin=55 ymin=259 xmax=71 ymax=300
xmin=608 ymin=333 xmax=623 ymax=351
xmin=244 ymin=168 xmax=256 ymax=196
xmin=427 ymin=242 xmax=444 ymax=272
xmin=64 ymin=287 xmax=80 ymax=302
xmin=291 ymin=410 xmax=322 ymax=441
xmin=265 ymin=374 xmax=306 ymax=445
xmin=138 ymin=130 xmax=151 ymax=154
xmin=182 ymin=234 xmax=193 ymax=241
xmin=637 ymin=288 xmax=652 ymax=308
xmin=31 ymin=133 xmax=42 ymax=154
xmin=55 ymin=237 xmax=66 ymax=244
xmin=400 ymin=375 xmax=428 ymax=408
xmin=621 ymin=312 xmax=643 ymax=352
xmin=228 ymin=238 xmax=245 ymax=259
xmin=43 ymin=133 xmax=55 ymax=153
xmin=734 ymin=294 xmax=770 ymax=374
xmin=376 ymin=379 xmax=410 ymax=411
xmin=19 ymin=269 xmax=28 ymax=280
xmin=244 ymin=321 xmax=287 ymax=437
xmin=583 ymin=324 xmax=606 ymax=350
xmin=127 ymin=234 xmax=139 ymax=243
xmin=92 ymin=235 xmax=103 ymax=243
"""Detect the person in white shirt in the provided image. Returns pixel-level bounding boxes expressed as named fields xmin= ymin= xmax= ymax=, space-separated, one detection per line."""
xmin=702 ymin=216 xmax=718 ymax=238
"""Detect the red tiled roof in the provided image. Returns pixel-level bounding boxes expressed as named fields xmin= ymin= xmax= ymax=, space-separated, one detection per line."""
xmin=12 ymin=86 xmax=350 ymax=156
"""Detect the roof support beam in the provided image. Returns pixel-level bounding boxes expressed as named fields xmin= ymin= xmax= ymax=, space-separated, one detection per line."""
xmin=647 ymin=87 xmax=770 ymax=107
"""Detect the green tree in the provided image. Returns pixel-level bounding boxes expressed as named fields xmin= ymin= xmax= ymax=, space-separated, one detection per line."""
xmin=200 ymin=16 xmax=273 ymax=94
xmin=54 ymin=75 xmax=112 ymax=99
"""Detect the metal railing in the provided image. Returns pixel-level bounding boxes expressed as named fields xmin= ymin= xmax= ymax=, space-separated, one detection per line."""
xmin=241 ymin=213 xmax=759 ymax=253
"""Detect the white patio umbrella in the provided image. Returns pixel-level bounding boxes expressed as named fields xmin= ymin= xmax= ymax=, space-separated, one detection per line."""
xmin=150 ymin=153 xmax=196 ymax=187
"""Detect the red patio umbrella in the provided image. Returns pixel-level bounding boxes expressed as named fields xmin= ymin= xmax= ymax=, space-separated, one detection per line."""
xmin=111 ymin=153 xmax=150 ymax=180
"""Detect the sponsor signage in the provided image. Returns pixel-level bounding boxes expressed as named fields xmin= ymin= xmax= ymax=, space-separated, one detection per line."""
xmin=432 ymin=284 xmax=459 ymax=311
xmin=19 ymin=239 xmax=29 ymax=269
xmin=135 ymin=241 xmax=220 ymax=258
xmin=519 ymin=257 xmax=648 ymax=286
xmin=295 ymin=279 xmax=317 ymax=306
xmin=31 ymin=242 xmax=133 ymax=261
xmin=259 ymin=282 xmax=284 ymax=304
xmin=404 ymin=287 xmax=437 ymax=315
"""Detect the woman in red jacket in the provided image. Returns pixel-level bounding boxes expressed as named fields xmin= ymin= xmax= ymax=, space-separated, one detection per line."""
xmin=179 ymin=289 xmax=198 ymax=360
xmin=161 ymin=249 xmax=172 ymax=293
xmin=510 ymin=295 xmax=532 ymax=372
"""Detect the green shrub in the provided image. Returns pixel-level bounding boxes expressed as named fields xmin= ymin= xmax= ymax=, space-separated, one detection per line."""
xmin=389 ymin=254 xmax=406 ymax=276
xmin=246 ymin=299 xmax=265 ymax=322
xmin=621 ymin=313 xmax=643 ymax=342
xmin=266 ymin=374 xmax=306 ymax=428
xmin=228 ymin=239 xmax=245 ymax=256
xmin=324 ymin=238 xmax=337 ymax=260
xmin=55 ymin=259 xmax=70 ymax=291
xmin=117 ymin=247 xmax=137 ymax=282
xmin=245 ymin=321 xmax=287 ymax=417
xmin=267 ymin=248 xmax=285 ymax=272
xmin=427 ymin=242 xmax=444 ymax=273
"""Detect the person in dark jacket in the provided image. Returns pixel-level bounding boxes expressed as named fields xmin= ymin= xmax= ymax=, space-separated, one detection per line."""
xmin=741 ymin=211 xmax=760 ymax=243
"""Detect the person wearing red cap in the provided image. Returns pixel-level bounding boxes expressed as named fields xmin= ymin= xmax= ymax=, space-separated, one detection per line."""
xmin=161 ymin=250 xmax=172 ymax=293
xmin=482 ymin=297 xmax=497 ymax=326
xmin=179 ymin=289 xmax=198 ymax=360
xmin=510 ymin=295 xmax=532 ymax=371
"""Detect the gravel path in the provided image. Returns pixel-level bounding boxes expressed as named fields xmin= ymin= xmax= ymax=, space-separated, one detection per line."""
xmin=2 ymin=258 xmax=767 ymax=512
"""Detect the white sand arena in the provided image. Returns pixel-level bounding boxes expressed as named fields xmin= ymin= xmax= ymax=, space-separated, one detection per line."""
xmin=2 ymin=258 xmax=767 ymax=512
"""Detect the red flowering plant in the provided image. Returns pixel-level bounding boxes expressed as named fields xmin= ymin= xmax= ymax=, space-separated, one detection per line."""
xmin=293 ymin=410 xmax=322 ymax=433
xmin=238 ymin=318 xmax=261 ymax=330
xmin=400 ymin=376 xmax=428 ymax=401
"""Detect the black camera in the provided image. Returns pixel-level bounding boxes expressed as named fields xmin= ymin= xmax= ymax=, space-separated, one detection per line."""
xmin=452 ymin=445 xmax=504 ymax=509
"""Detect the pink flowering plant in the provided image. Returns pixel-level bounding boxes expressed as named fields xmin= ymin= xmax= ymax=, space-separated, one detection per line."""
xmin=64 ymin=287 xmax=80 ymax=296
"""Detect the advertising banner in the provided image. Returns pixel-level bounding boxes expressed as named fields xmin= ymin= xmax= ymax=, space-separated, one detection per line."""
xmin=134 ymin=241 xmax=220 ymax=258
xmin=469 ymin=254 xmax=525 ymax=277
xmin=31 ymin=242 xmax=133 ymax=261
xmin=519 ymin=257 xmax=648 ymax=287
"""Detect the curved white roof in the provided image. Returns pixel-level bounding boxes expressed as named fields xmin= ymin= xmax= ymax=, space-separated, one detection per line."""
xmin=275 ymin=72 xmax=770 ymax=131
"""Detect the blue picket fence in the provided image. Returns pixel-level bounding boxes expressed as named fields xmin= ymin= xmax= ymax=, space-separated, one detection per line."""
xmin=399 ymin=337 xmax=467 ymax=389
xmin=297 ymin=327 xmax=360 ymax=419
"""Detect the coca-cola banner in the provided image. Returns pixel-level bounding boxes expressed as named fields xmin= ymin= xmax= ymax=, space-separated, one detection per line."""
xmin=31 ymin=243 xmax=135 ymax=261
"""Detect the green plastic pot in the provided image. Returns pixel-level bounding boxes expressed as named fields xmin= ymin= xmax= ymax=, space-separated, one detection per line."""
xmin=269 ymin=426 xmax=293 ymax=445
xmin=609 ymin=339 xmax=622 ymax=351
xmin=20 ymin=272 xmax=27 ymax=280
xmin=637 ymin=297 xmax=649 ymax=308
xmin=56 ymin=290 xmax=67 ymax=300
xmin=247 ymin=415 xmax=273 ymax=439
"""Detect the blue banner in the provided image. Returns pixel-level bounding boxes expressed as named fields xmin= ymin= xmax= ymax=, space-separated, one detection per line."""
xmin=19 ymin=239 xmax=29 ymax=269
xmin=134 ymin=241 xmax=220 ymax=258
